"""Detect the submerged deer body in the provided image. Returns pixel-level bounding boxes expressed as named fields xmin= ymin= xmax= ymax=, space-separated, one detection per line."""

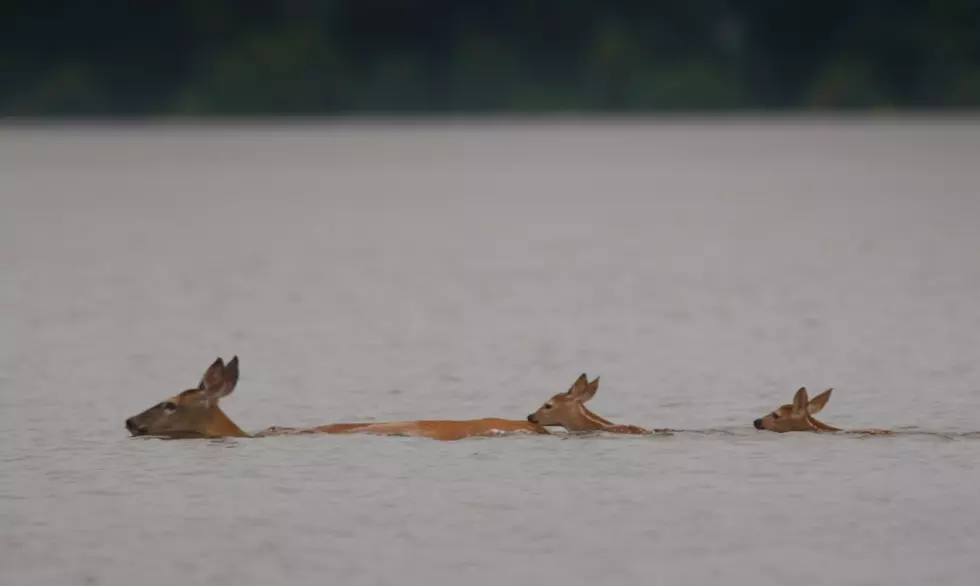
xmin=265 ymin=419 xmax=548 ymax=441
xmin=753 ymin=387 xmax=891 ymax=435
xmin=526 ymin=374 xmax=665 ymax=435
xmin=125 ymin=356 xmax=549 ymax=441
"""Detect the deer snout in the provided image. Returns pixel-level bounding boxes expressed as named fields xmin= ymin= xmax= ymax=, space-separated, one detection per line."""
xmin=126 ymin=417 xmax=148 ymax=436
xmin=753 ymin=418 xmax=764 ymax=430
xmin=527 ymin=414 xmax=538 ymax=424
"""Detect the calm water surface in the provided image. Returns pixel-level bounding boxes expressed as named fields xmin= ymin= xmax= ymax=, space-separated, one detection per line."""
xmin=2 ymin=120 xmax=980 ymax=585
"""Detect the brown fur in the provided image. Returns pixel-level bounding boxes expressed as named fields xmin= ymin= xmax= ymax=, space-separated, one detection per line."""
xmin=526 ymin=374 xmax=667 ymax=435
xmin=126 ymin=356 xmax=550 ymax=441
xmin=753 ymin=387 xmax=891 ymax=435
xmin=254 ymin=420 xmax=549 ymax=440
xmin=125 ymin=357 xmax=249 ymax=438
xmin=315 ymin=419 xmax=548 ymax=440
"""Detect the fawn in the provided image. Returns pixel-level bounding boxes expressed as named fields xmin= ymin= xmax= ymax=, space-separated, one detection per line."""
xmin=527 ymin=373 xmax=663 ymax=435
xmin=753 ymin=387 xmax=890 ymax=435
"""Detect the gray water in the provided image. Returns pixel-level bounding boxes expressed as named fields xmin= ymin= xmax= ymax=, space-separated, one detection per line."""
xmin=2 ymin=119 xmax=980 ymax=586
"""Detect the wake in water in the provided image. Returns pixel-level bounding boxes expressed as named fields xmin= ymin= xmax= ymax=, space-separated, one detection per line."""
xmin=555 ymin=427 xmax=980 ymax=440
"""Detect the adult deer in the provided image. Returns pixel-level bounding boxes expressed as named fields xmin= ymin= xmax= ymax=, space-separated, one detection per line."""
xmin=125 ymin=356 xmax=550 ymax=440
xmin=752 ymin=387 xmax=891 ymax=435
xmin=526 ymin=373 xmax=667 ymax=435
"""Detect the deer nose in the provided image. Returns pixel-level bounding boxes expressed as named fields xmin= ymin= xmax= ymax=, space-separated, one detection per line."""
xmin=527 ymin=414 xmax=537 ymax=423
xmin=753 ymin=419 xmax=764 ymax=430
xmin=126 ymin=418 xmax=147 ymax=435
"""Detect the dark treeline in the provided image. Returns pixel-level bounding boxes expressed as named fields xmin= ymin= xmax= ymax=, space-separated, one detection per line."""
xmin=3 ymin=0 xmax=980 ymax=116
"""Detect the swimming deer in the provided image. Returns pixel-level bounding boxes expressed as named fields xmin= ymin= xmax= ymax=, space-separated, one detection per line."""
xmin=526 ymin=373 xmax=665 ymax=435
xmin=125 ymin=356 xmax=550 ymax=441
xmin=753 ymin=386 xmax=891 ymax=435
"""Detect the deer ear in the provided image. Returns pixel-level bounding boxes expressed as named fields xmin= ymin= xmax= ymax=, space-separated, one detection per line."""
xmin=791 ymin=387 xmax=809 ymax=416
xmin=197 ymin=356 xmax=238 ymax=404
xmin=199 ymin=357 xmax=225 ymax=392
xmin=221 ymin=355 xmax=239 ymax=397
xmin=581 ymin=376 xmax=600 ymax=402
xmin=807 ymin=388 xmax=832 ymax=415
xmin=569 ymin=374 xmax=598 ymax=402
xmin=567 ymin=373 xmax=588 ymax=396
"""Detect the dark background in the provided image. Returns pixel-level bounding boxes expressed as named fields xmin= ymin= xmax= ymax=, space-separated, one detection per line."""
xmin=3 ymin=0 xmax=980 ymax=116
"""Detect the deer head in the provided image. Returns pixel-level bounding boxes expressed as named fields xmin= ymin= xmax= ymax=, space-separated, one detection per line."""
xmin=526 ymin=373 xmax=616 ymax=431
xmin=125 ymin=356 xmax=248 ymax=438
xmin=753 ymin=387 xmax=837 ymax=433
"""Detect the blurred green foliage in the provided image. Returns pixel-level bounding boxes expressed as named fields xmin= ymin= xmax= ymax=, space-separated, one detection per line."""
xmin=2 ymin=0 xmax=979 ymax=115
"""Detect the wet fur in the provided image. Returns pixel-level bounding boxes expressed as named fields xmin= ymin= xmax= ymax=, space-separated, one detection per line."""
xmin=753 ymin=387 xmax=891 ymax=435
xmin=527 ymin=374 xmax=669 ymax=435
xmin=126 ymin=357 xmax=549 ymax=441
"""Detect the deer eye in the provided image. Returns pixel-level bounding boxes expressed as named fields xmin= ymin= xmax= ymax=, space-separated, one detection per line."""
xmin=161 ymin=402 xmax=177 ymax=412
xmin=544 ymin=404 xmax=553 ymax=410
xmin=771 ymin=412 xmax=780 ymax=420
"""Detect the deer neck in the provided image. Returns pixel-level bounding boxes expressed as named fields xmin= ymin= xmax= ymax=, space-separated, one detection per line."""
xmin=807 ymin=416 xmax=840 ymax=432
xmin=563 ymin=404 xmax=616 ymax=431
xmin=581 ymin=404 xmax=615 ymax=426
xmin=203 ymin=408 xmax=250 ymax=438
